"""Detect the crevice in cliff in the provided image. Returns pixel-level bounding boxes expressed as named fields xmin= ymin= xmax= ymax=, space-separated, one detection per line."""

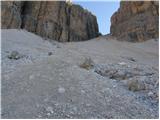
xmin=57 ymin=2 xmax=63 ymax=41
xmin=35 ymin=2 xmax=42 ymax=33
xmin=20 ymin=1 xmax=28 ymax=29
xmin=66 ymin=5 xmax=71 ymax=42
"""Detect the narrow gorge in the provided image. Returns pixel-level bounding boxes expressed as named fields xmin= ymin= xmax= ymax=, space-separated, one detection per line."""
xmin=1 ymin=1 xmax=159 ymax=119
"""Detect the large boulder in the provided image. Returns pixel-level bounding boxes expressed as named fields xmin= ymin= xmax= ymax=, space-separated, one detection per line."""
xmin=1 ymin=1 xmax=99 ymax=42
xmin=110 ymin=1 xmax=159 ymax=42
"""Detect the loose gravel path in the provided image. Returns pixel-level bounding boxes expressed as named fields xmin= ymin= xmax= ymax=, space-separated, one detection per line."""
xmin=1 ymin=29 xmax=159 ymax=118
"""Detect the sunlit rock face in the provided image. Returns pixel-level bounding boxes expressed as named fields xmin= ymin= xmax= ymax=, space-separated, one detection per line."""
xmin=110 ymin=1 xmax=159 ymax=42
xmin=1 ymin=1 xmax=99 ymax=42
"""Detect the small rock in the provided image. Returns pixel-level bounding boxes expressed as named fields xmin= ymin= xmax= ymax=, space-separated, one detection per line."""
xmin=58 ymin=87 xmax=66 ymax=93
xmin=128 ymin=57 xmax=136 ymax=62
xmin=118 ymin=62 xmax=126 ymax=66
xmin=81 ymin=90 xmax=85 ymax=94
xmin=47 ymin=112 xmax=51 ymax=116
xmin=46 ymin=106 xmax=54 ymax=114
xmin=127 ymin=79 xmax=146 ymax=92
xmin=148 ymin=91 xmax=154 ymax=97
xmin=79 ymin=57 xmax=94 ymax=70
xmin=154 ymin=80 xmax=159 ymax=87
xmin=48 ymin=52 xmax=53 ymax=56
xmin=37 ymin=114 xmax=42 ymax=118
xmin=7 ymin=51 xmax=22 ymax=60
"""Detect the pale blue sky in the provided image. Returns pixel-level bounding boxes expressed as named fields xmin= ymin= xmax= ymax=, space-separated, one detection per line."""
xmin=73 ymin=1 xmax=120 ymax=35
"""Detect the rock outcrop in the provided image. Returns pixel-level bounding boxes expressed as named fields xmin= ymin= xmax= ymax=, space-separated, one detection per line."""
xmin=1 ymin=1 xmax=23 ymax=28
xmin=110 ymin=1 xmax=159 ymax=42
xmin=1 ymin=1 xmax=99 ymax=42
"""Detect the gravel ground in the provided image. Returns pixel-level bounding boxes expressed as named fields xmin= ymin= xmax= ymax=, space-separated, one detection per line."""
xmin=1 ymin=29 xmax=159 ymax=118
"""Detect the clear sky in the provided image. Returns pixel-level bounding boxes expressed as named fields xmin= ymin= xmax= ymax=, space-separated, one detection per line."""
xmin=73 ymin=1 xmax=120 ymax=35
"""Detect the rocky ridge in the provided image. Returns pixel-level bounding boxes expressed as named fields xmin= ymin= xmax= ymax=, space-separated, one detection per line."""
xmin=1 ymin=1 xmax=99 ymax=42
xmin=110 ymin=1 xmax=159 ymax=42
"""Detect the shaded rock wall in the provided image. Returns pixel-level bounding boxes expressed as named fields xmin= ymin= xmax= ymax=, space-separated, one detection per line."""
xmin=110 ymin=1 xmax=159 ymax=42
xmin=1 ymin=1 xmax=23 ymax=28
xmin=1 ymin=1 xmax=99 ymax=42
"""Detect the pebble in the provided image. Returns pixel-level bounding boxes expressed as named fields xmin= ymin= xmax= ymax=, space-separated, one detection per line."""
xmin=148 ymin=91 xmax=154 ymax=97
xmin=46 ymin=106 xmax=54 ymax=114
xmin=81 ymin=90 xmax=86 ymax=94
xmin=47 ymin=112 xmax=51 ymax=116
xmin=29 ymin=75 xmax=35 ymax=80
xmin=58 ymin=87 xmax=66 ymax=93
xmin=113 ymin=85 xmax=116 ymax=88
xmin=118 ymin=62 xmax=126 ymax=66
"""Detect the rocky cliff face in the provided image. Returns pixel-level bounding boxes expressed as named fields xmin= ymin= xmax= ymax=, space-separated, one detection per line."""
xmin=110 ymin=1 xmax=159 ymax=42
xmin=1 ymin=1 xmax=99 ymax=42
xmin=1 ymin=1 xmax=23 ymax=28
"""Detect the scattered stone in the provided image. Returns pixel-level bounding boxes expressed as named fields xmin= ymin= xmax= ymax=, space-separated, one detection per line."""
xmin=79 ymin=57 xmax=94 ymax=70
xmin=81 ymin=90 xmax=85 ymax=94
xmin=127 ymin=79 xmax=146 ymax=92
xmin=48 ymin=52 xmax=53 ymax=56
xmin=154 ymin=80 xmax=159 ymax=87
xmin=47 ymin=112 xmax=51 ymax=116
xmin=148 ymin=91 xmax=154 ymax=97
xmin=46 ymin=106 xmax=54 ymax=114
xmin=7 ymin=51 xmax=22 ymax=60
xmin=94 ymin=62 xmax=158 ymax=104
xmin=94 ymin=63 xmax=156 ymax=81
xmin=126 ymin=57 xmax=136 ymax=62
xmin=37 ymin=114 xmax=42 ymax=118
xmin=95 ymin=68 xmax=132 ymax=80
xmin=118 ymin=62 xmax=126 ymax=66
xmin=58 ymin=87 xmax=66 ymax=93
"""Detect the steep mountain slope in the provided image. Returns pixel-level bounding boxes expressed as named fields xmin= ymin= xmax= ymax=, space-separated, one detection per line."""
xmin=2 ymin=29 xmax=158 ymax=118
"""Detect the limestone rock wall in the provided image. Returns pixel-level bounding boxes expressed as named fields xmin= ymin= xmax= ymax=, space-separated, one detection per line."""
xmin=110 ymin=1 xmax=159 ymax=42
xmin=1 ymin=1 xmax=23 ymax=28
xmin=1 ymin=1 xmax=99 ymax=42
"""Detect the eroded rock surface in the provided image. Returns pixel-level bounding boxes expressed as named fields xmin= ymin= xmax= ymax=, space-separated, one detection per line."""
xmin=1 ymin=1 xmax=99 ymax=42
xmin=110 ymin=1 xmax=159 ymax=42
xmin=1 ymin=1 xmax=23 ymax=28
